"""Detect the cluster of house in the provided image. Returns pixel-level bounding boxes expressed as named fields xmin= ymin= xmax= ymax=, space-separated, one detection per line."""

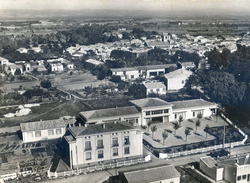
xmin=20 ymin=97 xmax=217 ymax=172
xmin=0 ymin=56 xmax=74 ymax=76
xmin=200 ymin=155 xmax=250 ymax=183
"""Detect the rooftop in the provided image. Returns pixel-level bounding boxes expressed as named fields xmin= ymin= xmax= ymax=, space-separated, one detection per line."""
xmin=135 ymin=64 xmax=177 ymax=70
xmin=130 ymin=98 xmax=172 ymax=109
xmin=171 ymin=99 xmax=217 ymax=110
xmin=200 ymin=156 xmax=218 ymax=168
xmin=79 ymin=106 xmax=140 ymax=120
xmin=20 ymin=119 xmax=66 ymax=132
xmin=218 ymin=155 xmax=250 ymax=167
xmin=164 ymin=68 xmax=192 ymax=79
xmin=143 ymin=82 xmax=166 ymax=89
xmin=110 ymin=67 xmax=136 ymax=72
xmin=120 ymin=165 xmax=180 ymax=183
xmin=69 ymin=122 xmax=135 ymax=137
xmin=85 ymin=59 xmax=104 ymax=66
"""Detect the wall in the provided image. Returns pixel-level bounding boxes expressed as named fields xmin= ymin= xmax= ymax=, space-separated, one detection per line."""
xmin=69 ymin=129 xmax=143 ymax=168
xmin=146 ymin=88 xmax=166 ymax=96
xmin=22 ymin=127 xmax=65 ymax=143
xmin=156 ymin=177 xmax=180 ymax=183
xmin=224 ymin=165 xmax=236 ymax=183
xmin=165 ymin=76 xmax=187 ymax=90
xmin=199 ymin=160 xmax=223 ymax=181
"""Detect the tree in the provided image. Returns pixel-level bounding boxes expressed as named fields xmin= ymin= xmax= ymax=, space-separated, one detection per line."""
xmin=162 ymin=131 xmax=168 ymax=145
xmin=151 ymin=125 xmax=157 ymax=139
xmin=147 ymin=120 xmax=152 ymax=132
xmin=185 ymin=127 xmax=193 ymax=142
xmin=14 ymin=68 xmax=21 ymax=75
xmin=197 ymin=112 xmax=203 ymax=120
xmin=178 ymin=115 xmax=184 ymax=124
xmin=204 ymin=125 xmax=210 ymax=138
xmin=40 ymin=80 xmax=52 ymax=88
xmin=165 ymin=129 xmax=173 ymax=134
xmin=172 ymin=121 xmax=181 ymax=135
xmin=195 ymin=119 xmax=201 ymax=132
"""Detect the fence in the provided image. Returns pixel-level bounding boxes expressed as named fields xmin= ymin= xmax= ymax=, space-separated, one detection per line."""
xmin=48 ymin=155 xmax=151 ymax=178
xmin=160 ymin=113 xmax=248 ymax=159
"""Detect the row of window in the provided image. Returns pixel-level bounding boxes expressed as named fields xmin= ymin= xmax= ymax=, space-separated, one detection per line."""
xmin=146 ymin=109 xmax=169 ymax=116
xmin=85 ymin=147 xmax=130 ymax=161
xmin=237 ymin=174 xmax=249 ymax=181
xmin=85 ymin=136 xmax=129 ymax=151
xmin=27 ymin=129 xmax=62 ymax=138
xmin=174 ymin=111 xmax=204 ymax=119
xmin=149 ymin=88 xmax=165 ymax=92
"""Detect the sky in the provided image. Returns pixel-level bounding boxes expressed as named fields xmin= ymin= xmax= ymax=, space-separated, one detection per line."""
xmin=0 ymin=0 xmax=250 ymax=12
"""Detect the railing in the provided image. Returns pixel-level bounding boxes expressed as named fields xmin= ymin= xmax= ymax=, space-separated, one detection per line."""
xmin=48 ymin=155 xmax=151 ymax=178
xmin=112 ymin=143 xmax=119 ymax=147
xmin=124 ymin=142 xmax=130 ymax=145
xmin=97 ymin=145 xmax=104 ymax=149
xmin=85 ymin=147 xmax=92 ymax=151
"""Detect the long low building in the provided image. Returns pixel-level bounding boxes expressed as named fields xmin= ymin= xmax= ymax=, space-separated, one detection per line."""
xmin=79 ymin=98 xmax=218 ymax=126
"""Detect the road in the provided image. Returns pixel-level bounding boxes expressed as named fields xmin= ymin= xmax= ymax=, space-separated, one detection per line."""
xmin=41 ymin=145 xmax=250 ymax=183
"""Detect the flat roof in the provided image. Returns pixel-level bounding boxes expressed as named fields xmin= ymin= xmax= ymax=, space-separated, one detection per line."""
xmin=143 ymin=82 xmax=166 ymax=89
xmin=200 ymin=156 xmax=218 ymax=168
xmin=164 ymin=68 xmax=192 ymax=79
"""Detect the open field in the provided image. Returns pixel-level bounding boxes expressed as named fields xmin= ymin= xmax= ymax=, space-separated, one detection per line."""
xmin=0 ymin=100 xmax=89 ymax=127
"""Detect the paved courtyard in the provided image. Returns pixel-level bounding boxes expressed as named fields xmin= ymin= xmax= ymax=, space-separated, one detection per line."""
xmin=141 ymin=115 xmax=228 ymax=148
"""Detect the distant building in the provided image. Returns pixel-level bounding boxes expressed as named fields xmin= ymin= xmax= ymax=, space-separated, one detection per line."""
xmin=63 ymin=121 xmax=143 ymax=169
xmin=51 ymin=63 xmax=64 ymax=72
xmin=85 ymin=59 xmax=104 ymax=70
xmin=180 ymin=62 xmax=196 ymax=69
xmin=142 ymin=82 xmax=166 ymax=96
xmin=164 ymin=68 xmax=193 ymax=91
xmin=5 ymin=63 xmax=23 ymax=75
xmin=20 ymin=119 xmax=67 ymax=143
xmin=118 ymin=164 xmax=180 ymax=183
xmin=0 ymin=57 xmax=9 ymax=65
xmin=67 ymin=63 xmax=74 ymax=69
xmin=110 ymin=67 xmax=139 ymax=81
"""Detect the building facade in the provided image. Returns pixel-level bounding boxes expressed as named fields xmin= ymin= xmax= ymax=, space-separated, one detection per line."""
xmin=142 ymin=82 xmax=166 ymax=96
xmin=20 ymin=119 xmax=67 ymax=143
xmin=64 ymin=122 xmax=143 ymax=169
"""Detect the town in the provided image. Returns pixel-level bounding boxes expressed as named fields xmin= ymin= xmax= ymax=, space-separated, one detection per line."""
xmin=1 ymin=6 xmax=250 ymax=183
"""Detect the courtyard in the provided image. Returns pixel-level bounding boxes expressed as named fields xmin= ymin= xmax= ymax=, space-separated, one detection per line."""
xmin=142 ymin=115 xmax=231 ymax=149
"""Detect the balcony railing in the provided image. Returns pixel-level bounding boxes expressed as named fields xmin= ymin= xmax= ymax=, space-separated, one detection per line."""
xmin=113 ymin=153 xmax=118 ymax=156
xmin=98 ymin=155 xmax=103 ymax=159
xmin=124 ymin=141 xmax=130 ymax=145
xmin=85 ymin=147 xmax=92 ymax=151
xmin=112 ymin=143 xmax=119 ymax=147
xmin=97 ymin=145 xmax=104 ymax=149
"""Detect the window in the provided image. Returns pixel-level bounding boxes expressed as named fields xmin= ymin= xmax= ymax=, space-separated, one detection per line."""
xmin=182 ymin=80 xmax=185 ymax=84
xmin=97 ymin=139 xmax=104 ymax=149
xmin=175 ymin=114 xmax=177 ymax=119
xmin=85 ymin=141 xmax=91 ymax=150
xmin=124 ymin=147 xmax=130 ymax=154
xmin=48 ymin=129 xmax=54 ymax=136
xmin=156 ymin=89 xmax=159 ymax=92
xmin=27 ymin=132 xmax=33 ymax=138
xmin=131 ymin=75 xmax=134 ymax=79
xmin=164 ymin=109 xmax=169 ymax=113
xmin=35 ymin=131 xmax=41 ymax=137
xmin=150 ymin=89 xmax=153 ymax=92
xmin=136 ymin=119 xmax=138 ymax=124
xmin=151 ymin=110 xmax=162 ymax=115
xmin=237 ymin=176 xmax=241 ymax=181
xmin=146 ymin=111 xmax=150 ymax=116
xmin=193 ymin=112 xmax=195 ymax=117
xmin=243 ymin=175 xmax=247 ymax=179
xmin=112 ymin=137 xmax=119 ymax=147
xmin=56 ymin=129 xmax=62 ymax=135
xmin=124 ymin=136 xmax=130 ymax=145
xmin=113 ymin=148 xmax=118 ymax=156
xmin=86 ymin=152 xmax=91 ymax=160
xmin=98 ymin=150 xmax=103 ymax=159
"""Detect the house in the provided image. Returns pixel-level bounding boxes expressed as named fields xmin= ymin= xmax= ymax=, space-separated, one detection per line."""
xmin=0 ymin=57 xmax=9 ymax=65
xmin=164 ymin=68 xmax=193 ymax=91
xmin=170 ymin=99 xmax=218 ymax=121
xmin=118 ymin=164 xmax=180 ymax=183
xmin=130 ymin=98 xmax=173 ymax=125
xmin=142 ymin=82 xmax=166 ymax=96
xmin=51 ymin=63 xmax=64 ymax=72
xmin=200 ymin=155 xmax=250 ymax=183
xmin=110 ymin=67 xmax=139 ymax=81
xmin=79 ymin=106 xmax=141 ymax=126
xmin=67 ymin=63 xmax=74 ymax=69
xmin=5 ymin=63 xmax=23 ymax=75
xmin=20 ymin=119 xmax=67 ymax=143
xmin=85 ymin=59 xmax=104 ymax=70
xmin=180 ymin=62 xmax=196 ymax=69
xmin=110 ymin=64 xmax=177 ymax=81
xmin=200 ymin=156 xmax=224 ymax=181
xmin=17 ymin=48 xmax=28 ymax=53
xmin=63 ymin=121 xmax=143 ymax=169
